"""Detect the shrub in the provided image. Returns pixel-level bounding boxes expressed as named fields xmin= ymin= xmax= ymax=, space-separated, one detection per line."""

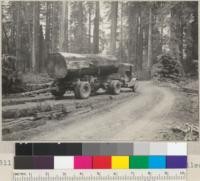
xmin=151 ymin=53 xmax=184 ymax=82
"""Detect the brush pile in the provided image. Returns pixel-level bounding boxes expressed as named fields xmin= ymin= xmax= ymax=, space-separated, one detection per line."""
xmin=151 ymin=54 xmax=184 ymax=82
xmin=2 ymin=55 xmax=25 ymax=94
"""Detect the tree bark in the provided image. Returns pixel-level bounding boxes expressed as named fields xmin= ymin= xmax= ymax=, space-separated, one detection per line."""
xmin=93 ymin=1 xmax=100 ymax=54
xmin=159 ymin=2 xmax=164 ymax=53
xmin=16 ymin=2 xmax=22 ymax=71
xmin=64 ymin=2 xmax=69 ymax=52
xmin=179 ymin=13 xmax=184 ymax=64
xmin=52 ymin=2 xmax=59 ymax=52
xmin=2 ymin=24 xmax=10 ymax=54
xmin=88 ymin=3 xmax=92 ymax=53
xmin=119 ymin=2 xmax=123 ymax=62
xmin=192 ymin=4 xmax=198 ymax=60
xmin=32 ymin=2 xmax=40 ymax=72
xmin=135 ymin=9 xmax=139 ymax=70
xmin=45 ymin=2 xmax=51 ymax=54
xmin=169 ymin=6 xmax=180 ymax=60
xmin=138 ymin=9 xmax=143 ymax=71
xmin=10 ymin=2 xmax=16 ymax=55
xmin=128 ymin=3 xmax=137 ymax=66
xmin=59 ymin=1 xmax=68 ymax=51
xmin=160 ymin=15 xmax=164 ymax=53
xmin=79 ymin=2 xmax=84 ymax=53
xmin=147 ymin=6 xmax=152 ymax=68
xmin=110 ymin=2 xmax=118 ymax=55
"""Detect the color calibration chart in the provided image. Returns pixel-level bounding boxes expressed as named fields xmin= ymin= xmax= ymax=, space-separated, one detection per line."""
xmin=12 ymin=142 xmax=187 ymax=181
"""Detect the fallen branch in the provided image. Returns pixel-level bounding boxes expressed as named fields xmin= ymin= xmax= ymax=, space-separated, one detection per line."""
xmin=172 ymin=123 xmax=199 ymax=141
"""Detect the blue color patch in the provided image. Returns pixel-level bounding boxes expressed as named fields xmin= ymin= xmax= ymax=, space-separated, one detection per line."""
xmin=149 ymin=156 xmax=166 ymax=169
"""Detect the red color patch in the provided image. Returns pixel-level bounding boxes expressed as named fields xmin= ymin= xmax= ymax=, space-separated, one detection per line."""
xmin=93 ymin=156 xmax=111 ymax=169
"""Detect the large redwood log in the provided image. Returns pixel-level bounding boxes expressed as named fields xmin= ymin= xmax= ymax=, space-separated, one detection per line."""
xmin=46 ymin=52 xmax=119 ymax=79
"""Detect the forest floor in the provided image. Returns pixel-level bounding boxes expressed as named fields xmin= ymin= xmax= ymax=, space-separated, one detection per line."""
xmin=2 ymin=79 xmax=199 ymax=141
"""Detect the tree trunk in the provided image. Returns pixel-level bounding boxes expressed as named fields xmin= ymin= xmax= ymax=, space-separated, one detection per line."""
xmin=45 ymin=2 xmax=51 ymax=54
xmin=139 ymin=14 xmax=143 ymax=71
xmin=135 ymin=9 xmax=139 ymax=71
xmin=147 ymin=7 xmax=152 ymax=68
xmin=52 ymin=2 xmax=59 ymax=52
xmin=119 ymin=2 xmax=123 ymax=62
xmin=169 ymin=6 xmax=180 ymax=60
xmin=32 ymin=2 xmax=40 ymax=72
xmin=159 ymin=2 xmax=164 ymax=53
xmin=160 ymin=15 xmax=164 ymax=53
xmin=175 ymin=3 xmax=184 ymax=65
xmin=64 ymin=2 xmax=69 ymax=52
xmin=38 ymin=25 xmax=45 ymax=72
xmin=88 ymin=3 xmax=92 ymax=53
xmin=179 ymin=15 xmax=184 ymax=64
xmin=128 ymin=3 xmax=137 ymax=66
xmin=59 ymin=1 xmax=68 ymax=51
xmin=24 ymin=2 xmax=32 ymax=71
xmin=110 ymin=2 xmax=118 ymax=55
xmin=2 ymin=24 xmax=10 ymax=54
xmin=137 ymin=5 xmax=143 ymax=71
xmin=16 ymin=2 xmax=22 ymax=71
xmin=79 ymin=2 xmax=84 ymax=53
xmin=93 ymin=2 xmax=100 ymax=54
xmin=143 ymin=23 xmax=149 ymax=67
xmin=10 ymin=2 xmax=16 ymax=55
xmin=192 ymin=4 xmax=198 ymax=60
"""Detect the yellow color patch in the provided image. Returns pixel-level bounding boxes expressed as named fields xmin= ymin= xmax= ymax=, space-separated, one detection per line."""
xmin=112 ymin=156 xmax=129 ymax=169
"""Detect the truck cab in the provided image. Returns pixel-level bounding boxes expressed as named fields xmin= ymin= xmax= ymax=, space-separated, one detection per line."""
xmin=118 ymin=63 xmax=138 ymax=92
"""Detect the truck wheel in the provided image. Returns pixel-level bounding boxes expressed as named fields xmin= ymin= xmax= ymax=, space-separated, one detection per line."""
xmin=109 ymin=80 xmax=121 ymax=95
xmin=51 ymin=80 xmax=66 ymax=98
xmin=74 ymin=82 xmax=91 ymax=99
xmin=132 ymin=81 xmax=138 ymax=92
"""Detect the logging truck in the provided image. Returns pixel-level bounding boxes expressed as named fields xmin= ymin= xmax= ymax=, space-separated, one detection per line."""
xmin=47 ymin=52 xmax=138 ymax=99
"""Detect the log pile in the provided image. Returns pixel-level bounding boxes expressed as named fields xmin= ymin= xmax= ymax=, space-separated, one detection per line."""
xmin=151 ymin=54 xmax=184 ymax=82
xmin=2 ymin=117 xmax=46 ymax=135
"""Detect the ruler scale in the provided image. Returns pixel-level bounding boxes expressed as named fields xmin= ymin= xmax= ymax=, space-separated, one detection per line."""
xmin=13 ymin=170 xmax=186 ymax=181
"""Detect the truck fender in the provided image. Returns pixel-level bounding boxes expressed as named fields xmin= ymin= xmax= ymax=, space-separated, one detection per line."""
xmin=128 ymin=78 xmax=137 ymax=87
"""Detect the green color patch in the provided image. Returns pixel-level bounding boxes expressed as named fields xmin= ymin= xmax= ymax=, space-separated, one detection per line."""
xmin=129 ymin=156 xmax=149 ymax=169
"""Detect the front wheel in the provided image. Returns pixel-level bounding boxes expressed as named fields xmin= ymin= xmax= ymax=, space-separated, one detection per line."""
xmin=74 ymin=81 xmax=91 ymax=99
xmin=132 ymin=81 xmax=138 ymax=92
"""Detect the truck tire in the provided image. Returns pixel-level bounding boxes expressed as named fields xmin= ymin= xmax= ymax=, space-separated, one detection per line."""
xmin=132 ymin=81 xmax=138 ymax=92
xmin=51 ymin=80 xmax=66 ymax=98
xmin=109 ymin=80 xmax=121 ymax=95
xmin=74 ymin=82 xmax=91 ymax=99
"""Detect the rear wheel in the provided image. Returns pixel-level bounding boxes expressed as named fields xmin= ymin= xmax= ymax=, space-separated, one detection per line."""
xmin=109 ymin=80 xmax=121 ymax=95
xmin=74 ymin=81 xmax=91 ymax=99
xmin=51 ymin=80 xmax=66 ymax=98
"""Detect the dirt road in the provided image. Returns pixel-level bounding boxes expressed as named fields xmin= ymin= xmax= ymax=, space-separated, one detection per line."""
xmin=30 ymin=81 xmax=177 ymax=141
